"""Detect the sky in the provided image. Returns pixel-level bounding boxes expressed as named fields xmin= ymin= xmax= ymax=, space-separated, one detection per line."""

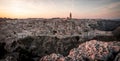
xmin=0 ymin=0 xmax=120 ymax=19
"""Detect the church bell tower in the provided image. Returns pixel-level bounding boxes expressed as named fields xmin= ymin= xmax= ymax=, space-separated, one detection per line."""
xmin=70 ymin=12 xmax=72 ymax=19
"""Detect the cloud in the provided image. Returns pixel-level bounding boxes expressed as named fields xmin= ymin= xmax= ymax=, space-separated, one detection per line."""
xmin=95 ymin=2 xmax=120 ymax=19
xmin=99 ymin=2 xmax=120 ymax=13
xmin=105 ymin=2 xmax=120 ymax=9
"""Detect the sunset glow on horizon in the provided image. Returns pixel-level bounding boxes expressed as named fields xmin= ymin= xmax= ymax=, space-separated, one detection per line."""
xmin=0 ymin=0 xmax=120 ymax=19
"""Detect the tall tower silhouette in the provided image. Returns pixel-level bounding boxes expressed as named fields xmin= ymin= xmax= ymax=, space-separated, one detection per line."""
xmin=70 ymin=12 xmax=72 ymax=19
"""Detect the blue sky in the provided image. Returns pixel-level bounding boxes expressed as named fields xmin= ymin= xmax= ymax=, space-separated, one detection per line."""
xmin=0 ymin=0 xmax=120 ymax=19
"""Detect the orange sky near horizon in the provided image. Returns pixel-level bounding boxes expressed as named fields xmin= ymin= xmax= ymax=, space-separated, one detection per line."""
xmin=0 ymin=0 xmax=120 ymax=19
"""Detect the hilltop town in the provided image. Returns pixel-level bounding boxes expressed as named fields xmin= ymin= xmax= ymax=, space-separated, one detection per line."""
xmin=0 ymin=18 xmax=120 ymax=61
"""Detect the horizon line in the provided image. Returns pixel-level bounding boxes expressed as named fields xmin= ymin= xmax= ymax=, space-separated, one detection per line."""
xmin=0 ymin=17 xmax=119 ymax=20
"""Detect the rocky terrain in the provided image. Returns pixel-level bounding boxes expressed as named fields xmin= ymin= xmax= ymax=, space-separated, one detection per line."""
xmin=40 ymin=40 xmax=120 ymax=61
xmin=0 ymin=18 xmax=120 ymax=61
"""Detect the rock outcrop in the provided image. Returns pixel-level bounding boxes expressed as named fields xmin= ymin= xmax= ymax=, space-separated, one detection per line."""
xmin=40 ymin=40 xmax=120 ymax=61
